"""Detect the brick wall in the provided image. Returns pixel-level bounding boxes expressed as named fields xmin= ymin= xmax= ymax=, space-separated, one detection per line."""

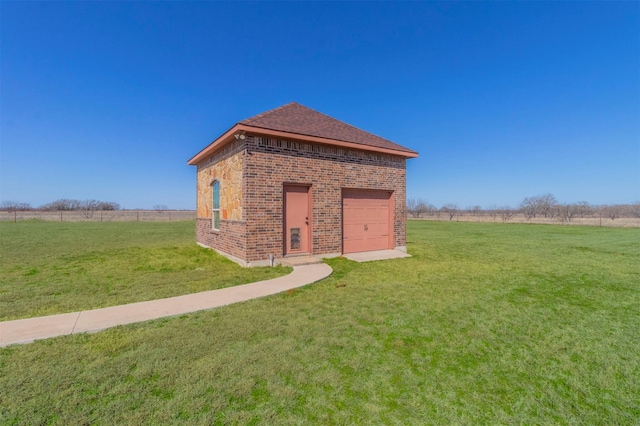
xmin=196 ymin=218 xmax=247 ymax=261
xmin=243 ymin=135 xmax=406 ymax=262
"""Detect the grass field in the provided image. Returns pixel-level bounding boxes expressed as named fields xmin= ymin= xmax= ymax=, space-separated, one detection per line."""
xmin=1 ymin=221 xmax=639 ymax=424
xmin=0 ymin=220 xmax=290 ymax=321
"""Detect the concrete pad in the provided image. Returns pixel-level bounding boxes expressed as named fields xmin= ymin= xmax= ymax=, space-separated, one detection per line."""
xmin=280 ymin=256 xmax=323 ymax=267
xmin=343 ymin=249 xmax=412 ymax=263
xmin=0 ymin=263 xmax=333 ymax=347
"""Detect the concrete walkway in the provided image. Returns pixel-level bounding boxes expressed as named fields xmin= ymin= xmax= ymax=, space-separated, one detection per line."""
xmin=344 ymin=249 xmax=411 ymax=262
xmin=0 ymin=263 xmax=332 ymax=347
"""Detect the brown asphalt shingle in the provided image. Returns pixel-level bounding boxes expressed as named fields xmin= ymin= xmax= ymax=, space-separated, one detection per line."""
xmin=239 ymin=102 xmax=416 ymax=154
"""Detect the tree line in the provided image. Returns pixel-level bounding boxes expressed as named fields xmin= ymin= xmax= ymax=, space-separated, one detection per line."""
xmin=1 ymin=199 xmax=121 ymax=212
xmin=0 ymin=200 xmax=177 ymax=215
xmin=407 ymin=194 xmax=640 ymax=223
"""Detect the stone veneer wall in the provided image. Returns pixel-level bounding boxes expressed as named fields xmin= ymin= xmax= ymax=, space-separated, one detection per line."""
xmin=242 ymin=135 xmax=406 ymax=263
xmin=195 ymin=140 xmax=247 ymax=260
xmin=196 ymin=143 xmax=244 ymax=220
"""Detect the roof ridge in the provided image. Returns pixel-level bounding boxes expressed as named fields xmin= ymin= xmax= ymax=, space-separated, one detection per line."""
xmin=245 ymin=102 xmax=401 ymax=147
xmin=298 ymin=103 xmax=399 ymax=146
xmin=235 ymin=102 xmax=417 ymax=155
xmin=240 ymin=102 xmax=300 ymax=124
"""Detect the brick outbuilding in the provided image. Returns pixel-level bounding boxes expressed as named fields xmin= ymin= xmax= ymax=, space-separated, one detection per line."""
xmin=188 ymin=102 xmax=418 ymax=266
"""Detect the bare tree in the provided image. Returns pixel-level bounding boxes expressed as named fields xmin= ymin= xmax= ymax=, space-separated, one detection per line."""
xmin=79 ymin=200 xmax=101 ymax=219
xmin=557 ymin=203 xmax=579 ymax=223
xmin=538 ymin=194 xmax=558 ymax=218
xmin=40 ymin=200 xmax=61 ymax=210
xmin=487 ymin=205 xmax=499 ymax=222
xmin=600 ymin=205 xmax=623 ymax=220
xmin=1 ymin=201 xmax=32 ymax=211
xmin=406 ymin=198 xmax=418 ymax=218
xmin=407 ymin=198 xmax=435 ymax=218
xmin=153 ymin=204 xmax=169 ymax=214
xmin=0 ymin=201 xmax=15 ymax=211
xmin=409 ymin=198 xmax=637 ymax=223
xmin=520 ymin=197 xmax=537 ymax=221
xmin=574 ymin=201 xmax=593 ymax=218
xmin=40 ymin=199 xmax=120 ymax=213
xmin=97 ymin=201 xmax=120 ymax=211
xmin=40 ymin=199 xmax=80 ymax=210
xmin=467 ymin=205 xmax=483 ymax=217
xmin=416 ymin=200 xmax=435 ymax=218
xmin=441 ymin=203 xmax=458 ymax=221
xmin=499 ymin=206 xmax=515 ymax=222
xmin=520 ymin=194 xmax=558 ymax=219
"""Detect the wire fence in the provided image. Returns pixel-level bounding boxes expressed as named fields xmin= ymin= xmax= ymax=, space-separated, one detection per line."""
xmin=0 ymin=210 xmax=196 ymax=222
xmin=409 ymin=213 xmax=640 ymax=228
xmin=4 ymin=210 xmax=638 ymax=227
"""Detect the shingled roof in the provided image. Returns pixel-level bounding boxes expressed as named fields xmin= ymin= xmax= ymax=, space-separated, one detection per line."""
xmin=239 ymin=102 xmax=417 ymax=155
xmin=188 ymin=102 xmax=417 ymax=165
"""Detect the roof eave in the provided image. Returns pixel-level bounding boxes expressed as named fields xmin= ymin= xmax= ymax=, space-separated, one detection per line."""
xmin=187 ymin=123 xmax=248 ymax=165
xmin=244 ymin=125 xmax=419 ymax=158
xmin=187 ymin=124 xmax=418 ymax=166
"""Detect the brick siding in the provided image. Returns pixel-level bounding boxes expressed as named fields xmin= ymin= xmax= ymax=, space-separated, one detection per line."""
xmin=196 ymin=218 xmax=247 ymax=261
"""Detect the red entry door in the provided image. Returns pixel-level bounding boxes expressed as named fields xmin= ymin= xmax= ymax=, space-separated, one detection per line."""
xmin=284 ymin=185 xmax=310 ymax=255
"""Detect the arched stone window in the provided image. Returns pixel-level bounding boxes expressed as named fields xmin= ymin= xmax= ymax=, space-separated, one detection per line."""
xmin=211 ymin=180 xmax=220 ymax=230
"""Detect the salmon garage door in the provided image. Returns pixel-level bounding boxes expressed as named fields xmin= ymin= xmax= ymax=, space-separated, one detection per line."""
xmin=342 ymin=189 xmax=393 ymax=254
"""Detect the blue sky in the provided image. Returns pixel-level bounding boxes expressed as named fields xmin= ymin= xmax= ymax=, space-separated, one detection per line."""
xmin=1 ymin=1 xmax=638 ymax=210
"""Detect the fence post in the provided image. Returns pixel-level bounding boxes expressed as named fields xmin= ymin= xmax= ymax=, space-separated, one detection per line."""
xmin=137 ymin=211 xmax=139 ymax=221
xmin=60 ymin=211 xmax=63 ymax=222
xmin=14 ymin=211 xmax=17 ymax=223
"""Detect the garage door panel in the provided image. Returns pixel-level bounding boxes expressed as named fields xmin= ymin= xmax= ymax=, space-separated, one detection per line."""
xmin=370 ymin=208 xmax=388 ymax=223
xmin=343 ymin=189 xmax=393 ymax=254
xmin=369 ymin=223 xmax=388 ymax=237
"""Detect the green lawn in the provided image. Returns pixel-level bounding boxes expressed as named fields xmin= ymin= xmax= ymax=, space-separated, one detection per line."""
xmin=1 ymin=221 xmax=638 ymax=424
xmin=0 ymin=220 xmax=290 ymax=321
